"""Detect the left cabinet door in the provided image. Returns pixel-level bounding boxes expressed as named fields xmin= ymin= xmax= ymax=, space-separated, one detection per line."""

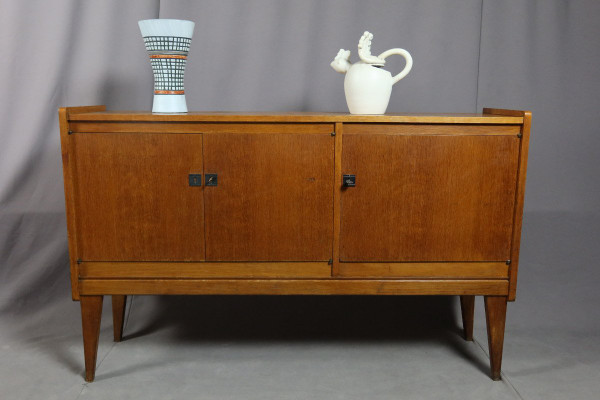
xmin=72 ymin=133 xmax=205 ymax=261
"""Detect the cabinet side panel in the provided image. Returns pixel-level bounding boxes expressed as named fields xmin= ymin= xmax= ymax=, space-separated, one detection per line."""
xmin=59 ymin=109 xmax=79 ymax=299
xmin=204 ymin=130 xmax=334 ymax=261
xmin=340 ymin=133 xmax=520 ymax=262
xmin=72 ymin=133 xmax=205 ymax=261
xmin=508 ymin=112 xmax=532 ymax=300
xmin=59 ymin=106 xmax=106 ymax=299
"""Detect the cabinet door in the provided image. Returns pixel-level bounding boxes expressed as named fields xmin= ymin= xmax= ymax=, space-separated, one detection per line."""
xmin=203 ymin=125 xmax=334 ymax=261
xmin=340 ymin=126 xmax=520 ymax=262
xmin=73 ymin=133 xmax=204 ymax=261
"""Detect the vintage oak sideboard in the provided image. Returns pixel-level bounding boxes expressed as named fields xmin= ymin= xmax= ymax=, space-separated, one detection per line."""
xmin=58 ymin=106 xmax=530 ymax=382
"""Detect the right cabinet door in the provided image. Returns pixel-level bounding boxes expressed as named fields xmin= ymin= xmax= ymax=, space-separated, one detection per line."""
xmin=340 ymin=124 xmax=520 ymax=262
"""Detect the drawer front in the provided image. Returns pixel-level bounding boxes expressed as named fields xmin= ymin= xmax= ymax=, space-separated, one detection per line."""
xmin=340 ymin=127 xmax=520 ymax=262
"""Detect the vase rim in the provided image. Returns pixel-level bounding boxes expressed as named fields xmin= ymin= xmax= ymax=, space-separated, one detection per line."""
xmin=138 ymin=19 xmax=195 ymax=39
xmin=138 ymin=18 xmax=194 ymax=24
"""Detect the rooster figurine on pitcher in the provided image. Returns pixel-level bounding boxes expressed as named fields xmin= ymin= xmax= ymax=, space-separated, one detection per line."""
xmin=331 ymin=31 xmax=413 ymax=114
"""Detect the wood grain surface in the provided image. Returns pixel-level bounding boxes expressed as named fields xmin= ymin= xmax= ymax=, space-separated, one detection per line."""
xmin=59 ymin=106 xmax=106 ymax=300
xmin=337 ymin=262 xmax=508 ymax=279
xmin=73 ymin=133 xmax=205 ymax=261
xmin=69 ymin=122 xmax=334 ymax=134
xmin=509 ymin=112 xmax=531 ymax=301
xmin=485 ymin=295 xmax=508 ymax=380
xmin=80 ymin=295 xmax=103 ymax=382
xmin=203 ymin=128 xmax=334 ymax=261
xmin=68 ymin=111 xmax=523 ymax=124
xmin=78 ymin=278 xmax=509 ymax=296
xmin=332 ymin=122 xmax=344 ymax=275
xmin=79 ymin=262 xmax=331 ymax=278
xmin=111 ymin=295 xmax=126 ymax=342
xmin=340 ymin=132 xmax=520 ymax=262
xmin=460 ymin=295 xmax=475 ymax=341
xmin=342 ymin=123 xmax=521 ymax=136
xmin=484 ymin=108 xmax=532 ymax=301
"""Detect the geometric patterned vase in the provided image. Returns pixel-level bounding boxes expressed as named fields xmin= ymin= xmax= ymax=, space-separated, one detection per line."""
xmin=138 ymin=19 xmax=195 ymax=113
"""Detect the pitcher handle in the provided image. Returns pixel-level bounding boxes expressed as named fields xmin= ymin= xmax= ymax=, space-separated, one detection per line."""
xmin=378 ymin=48 xmax=413 ymax=85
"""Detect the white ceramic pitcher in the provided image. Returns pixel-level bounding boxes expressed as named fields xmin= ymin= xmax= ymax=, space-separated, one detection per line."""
xmin=331 ymin=31 xmax=413 ymax=115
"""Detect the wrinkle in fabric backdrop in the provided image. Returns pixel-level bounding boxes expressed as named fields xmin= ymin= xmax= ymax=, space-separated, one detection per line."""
xmin=0 ymin=0 xmax=487 ymax=310
xmin=0 ymin=0 xmax=599 ymax=398
xmin=0 ymin=0 xmax=159 ymax=310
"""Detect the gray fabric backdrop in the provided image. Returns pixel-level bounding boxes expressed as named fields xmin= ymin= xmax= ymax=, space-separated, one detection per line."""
xmin=1 ymin=1 xmax=599 ymax=399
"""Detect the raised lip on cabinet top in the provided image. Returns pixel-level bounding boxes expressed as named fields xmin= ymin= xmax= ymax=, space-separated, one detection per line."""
xmin=67 ymin=111 xmax=524 ymax=124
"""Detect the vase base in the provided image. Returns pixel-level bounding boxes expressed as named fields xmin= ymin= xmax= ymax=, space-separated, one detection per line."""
xmin=152 ymin=94 xmax=188 ymax=113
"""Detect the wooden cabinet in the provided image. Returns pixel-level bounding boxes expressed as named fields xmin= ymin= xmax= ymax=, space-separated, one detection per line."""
xmin=59 ymin=107 xmax=531 ymax=382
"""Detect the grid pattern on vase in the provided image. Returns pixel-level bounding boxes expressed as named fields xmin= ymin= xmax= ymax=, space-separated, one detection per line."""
xmin=150 ymin=58 xmax=186 ymax=92
xmin=143 ymin=36 xmax=191 ymax=53
xmin=143 ymin=36 xmax=191 ymax=94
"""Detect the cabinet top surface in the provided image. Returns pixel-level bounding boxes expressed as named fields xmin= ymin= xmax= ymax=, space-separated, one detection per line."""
xmin=68 ymin=111 xmax=524 ymax=124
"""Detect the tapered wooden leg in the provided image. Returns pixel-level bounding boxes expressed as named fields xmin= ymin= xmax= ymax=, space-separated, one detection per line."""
xmin=112 ymin=295 xmax=127 ymax=342
xmin=459 ymin=295 xmax=475 ymax=341
xmin=81 ymin=295 xmax=103 ymax=382
xmin=484 ymin=296 xmax=508 ymax=380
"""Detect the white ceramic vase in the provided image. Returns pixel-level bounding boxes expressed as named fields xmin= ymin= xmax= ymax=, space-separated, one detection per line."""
xmin=331 ymin=31 xmax=413 ymax=115
xmin=138 ymin=19 xmax=195 ymax=113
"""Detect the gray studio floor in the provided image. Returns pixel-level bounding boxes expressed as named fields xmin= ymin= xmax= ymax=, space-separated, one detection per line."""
xmin=1 ymin=212 xmax=599 ymax=400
